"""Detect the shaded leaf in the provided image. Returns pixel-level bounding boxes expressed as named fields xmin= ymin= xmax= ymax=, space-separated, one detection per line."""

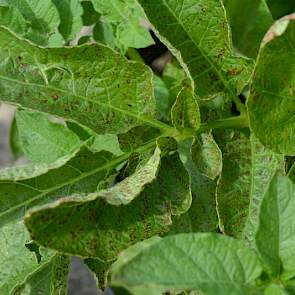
xmin=217 ymin=132 xmax=284 ymax=243
xmin=52 ymin=0 xmax=83 ymax=42
xmin=110 ymin=233 xmax=263 ymax=295
xmin=247 ymin=14 xmax=295 ymax=155
xmin=224 ymin=0 xmax=273 ymax=58
xmin=266 ymin=0 xmax=295 ymax=19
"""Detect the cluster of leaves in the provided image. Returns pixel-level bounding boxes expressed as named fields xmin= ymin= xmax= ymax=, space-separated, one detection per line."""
xmin=0 ymin=0 xmax=294 ymax=294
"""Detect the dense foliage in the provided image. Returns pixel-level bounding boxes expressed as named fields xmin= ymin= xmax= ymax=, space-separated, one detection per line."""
xmin=0 ymin=0 xmax=295 ymax=294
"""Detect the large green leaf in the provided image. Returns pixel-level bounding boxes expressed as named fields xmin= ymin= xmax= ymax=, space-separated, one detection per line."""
xmin=0 ymin=220 xmax=55 ymax=295
xmin=0 ymin=0 xmax=63 ymax=46
xmin=247 ymin=14 xmax=295 ymax=155
xmin=91 ymin=0 xmax=154 ymax=52
xmin=137 ymin=0 xmax=253 ymax=103
xmin=217 ymin=132 xmax=284 ymax=243
xmin=224 ymin=0 xmax=273 ymax=58
xmin=15 ymin=110 xmax=81 ymax=163
xmin=52 ymin=0 xmax=83 ymax=42
xmin=110 ymin=233 xmax=263 ymax=295
xmin=0 ymin=26 xmax=164 ymax=135
xmin=255 ymin=176 xmax=295 ymax=279
xmin=24 ymin=138 xmax=191 ymax=261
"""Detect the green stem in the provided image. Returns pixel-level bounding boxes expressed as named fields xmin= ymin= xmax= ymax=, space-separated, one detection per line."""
xmin=232 ymin=96 xmax=247 ymax=115
xmin=198 ymin=115 xmax=249 ymax=133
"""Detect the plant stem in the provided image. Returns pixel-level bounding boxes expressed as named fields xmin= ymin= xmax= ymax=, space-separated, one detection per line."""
xmin=198 ymin=115 xmax=249 ymax=133
xmin=231 ymin=96 xmax=247 ymax=115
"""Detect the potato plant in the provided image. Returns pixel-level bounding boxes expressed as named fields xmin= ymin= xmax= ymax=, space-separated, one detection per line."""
xmin=0 ymin=0 xmax=295 ymax=294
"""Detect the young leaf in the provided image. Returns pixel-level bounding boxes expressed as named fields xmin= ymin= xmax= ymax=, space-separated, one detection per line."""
xmin=24 ymin=139 xmax=191 ymax=261
xmin=191 ymin=132 xmax=222 ymax=180
xmin=0 ymin=0 xmax=63 ymax=46
xmin=255 ymin=175 xmax=295 ymax=279
xmin=91 ymin=0 xmax=154 ymax=52
xmin=0 ymin=220 xmax=55 ymax=295
xmin=0 ymin=26 xmax=161 ymax=135
xmin=52 ymin=0 xmax=83 ymax=42
xmin=15 ymin=110 xmax=81 ymax=163
xmin=247 ymin=14 xmax=295 ymax=155
xmin=110 ymin=233 xmax=263 ymax=295
xmin=137 ymin=0 xmax=253 ymax=103
xmin=217 ymin=132 xmax=284 ymax=242
xmin=224 ymin=0 xmax=273 ymax=58
xmin=171 ymin=87 xmax=200 ymax=132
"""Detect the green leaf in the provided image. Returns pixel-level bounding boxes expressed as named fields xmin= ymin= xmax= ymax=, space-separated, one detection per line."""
xmin=0 ymin=0 xmax=63 ymax=46
xmin=110 ymin=233 xmax=263 ymax=295
xmin=170 ymin=138 xmax=218 ymax=233
xmin=0 ymin=220 xmax=55 ymax=295
xmin=217 ymin=132 xmax=284 ymax=242
xmin=15 ymin=110 xmax=81 ymax=163
xmin=52 ymin=0 xmax=83 ymax=42
xmin=264 ymin=284 xmax=288 ymax=295
xmin=0 ymin=26 xmax=162 ymax=135
xmin=97 ymin=145 xmax=162 ymax=205
xmin=137 ymin=0 xmax=253 ymax=102
xmin=13 ymin=255 xmax=69 ymax=295
xmin=0 ymin=145 xmax=117 ymax=224
xmin=24 ymin=138 xmax=191 ymax=261
xmin=266 ymin=0 xmax=295 ymax=19
xmin=247 ymin=14 xmax=295 ymax=155
xmin=85 ymin=258 xmax=112 ymax=290
xmin=171 ymin=87 xmax=200 ymax=132
xmin=255 ymin=175 xmax=295 ymax=279
xmin=224 ymin=0 xmax=273 ymax=58
xmin=89 ymin=134 xmax=123 ymax=156
xmin=91 ymin=0 xmax=154 ymax=52
xmin=191 ymin=132 xmax=222 ymax=180
xmin=81 ymin=1 xmax=100 ymax=26
xmin=9 ymin=116 xmax=23 ymax=160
